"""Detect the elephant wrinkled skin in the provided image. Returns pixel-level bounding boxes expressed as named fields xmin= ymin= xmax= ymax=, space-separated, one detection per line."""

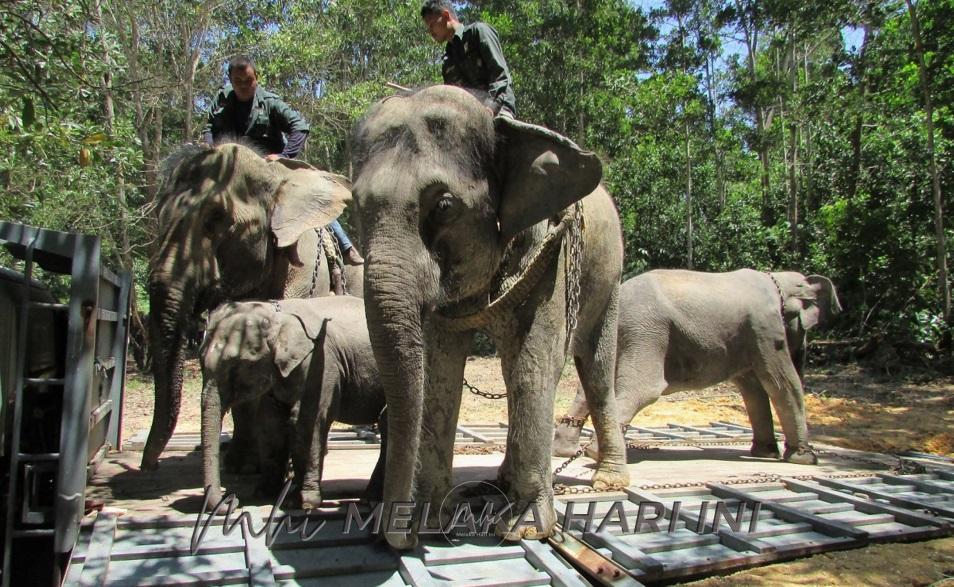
xmin=351 ymin=85 xmax=630 ymax=549
xmin=201 ymin=295 xmax=386 ymax=509
xmin=143 ymin=143 xmax=362 ymax=472
xmin=553 ymin=269 xmax=842 ymax=464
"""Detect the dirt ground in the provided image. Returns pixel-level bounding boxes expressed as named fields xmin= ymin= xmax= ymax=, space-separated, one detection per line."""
xmin=120 ymin=357 xmax=954 ymax=586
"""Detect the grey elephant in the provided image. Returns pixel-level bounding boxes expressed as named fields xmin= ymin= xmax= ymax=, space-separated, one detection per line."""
xmin=142 ymin=143 xmax=364 ymax=472
xmin=352 ymin=85 xmax=630 ymax=549
xmin=200 ymin=295 xmax=386 ymax=508
xmin=553 ymin=269 xmax=842 ymax=464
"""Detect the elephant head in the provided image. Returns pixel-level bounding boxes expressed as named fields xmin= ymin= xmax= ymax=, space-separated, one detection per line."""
xmin=351 ymin=86 xmax=602 ymax=549
xmin=200 ymin=300 xmax=327 ymax=504
xmin=771 ymin=272 xmax=842 ymax=378
xmin=142 ymin=143 xmax=349 ymax=471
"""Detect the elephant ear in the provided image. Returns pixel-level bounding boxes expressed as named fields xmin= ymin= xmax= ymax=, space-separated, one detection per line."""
xmin=270 ymin=313 xmax=320 ymax=379
xmin=495 ymin=117 xmax=602 ymax=241
xmin=270 ymin=164 xmax=352 ymax=248
xmin=806 ymin=275 xmax=842 ymax=329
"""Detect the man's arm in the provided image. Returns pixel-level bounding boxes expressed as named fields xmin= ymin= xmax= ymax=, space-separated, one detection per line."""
xmin=270 ymin=98 xmax=311 ymax=159
xmin=475 ymin=23 xmax=516 ymax=115
xmin=202 ymin=89 xmax=227 ymax=145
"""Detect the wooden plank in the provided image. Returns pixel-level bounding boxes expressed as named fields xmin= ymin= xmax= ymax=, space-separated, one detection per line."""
xmin=242 ymin=513 xmax=276 ymax=587
xmin=629 ymin=426 xmax=693 ymax=441
xmin=708 ymin=484 xmax=868 ymax=541
xmin=456 ymin=424 xmax=497 ymax=444
xmin=784 ymin=479 xmax=950 ymax=529
xmin=549 ymin=530 xmax=641 ymax=586
xmin=668 ymin=424 xmax=740 ymax=439
xmin=582 ymin=531 xmax=665 ymax=573
xmin=399 ymin=555 xmax=435 ymax=586
xmin=877 ymin=473 xmax=954 ymax=495
xmin=520 ymin=538 xmax=590 ymax=587
xmin=816 ymin=477 xmax=954 ymax=519
xmin=78 ymin=512 xmax=118 ymax=587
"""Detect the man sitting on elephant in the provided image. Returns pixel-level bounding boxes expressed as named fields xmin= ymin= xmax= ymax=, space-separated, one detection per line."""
xmin=202 ymin=54 xmax=363 ymax=269
xmin=421 ymin=0 xmax=517 ymax=118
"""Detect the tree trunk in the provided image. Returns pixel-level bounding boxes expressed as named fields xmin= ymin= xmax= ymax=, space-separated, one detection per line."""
xmin=905 ymin=0 xmax=950 ymax=322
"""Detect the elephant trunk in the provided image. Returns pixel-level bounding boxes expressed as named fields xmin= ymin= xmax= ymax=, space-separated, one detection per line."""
xmin=201 ymin=378 xmax=223 ymax=506
xmin=363 ymin=242 xmax=435 ymax=550
xmin=141 ymin=279 xmax=193 ymax=470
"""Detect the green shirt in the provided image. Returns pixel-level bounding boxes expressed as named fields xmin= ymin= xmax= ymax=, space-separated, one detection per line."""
xmin=442 ymin=22 xmax=517 ymax=116
xmin=202 ymin=85 xmax=310 ymax=157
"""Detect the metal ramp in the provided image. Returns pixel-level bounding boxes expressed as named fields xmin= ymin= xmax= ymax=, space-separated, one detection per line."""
xmin=64 ymin=506 xmax=590 ymax=586
xmin=555 ymin=465 xmax=954 ymax=584
xmin=64 ymin=460 xmax=954 ymax=586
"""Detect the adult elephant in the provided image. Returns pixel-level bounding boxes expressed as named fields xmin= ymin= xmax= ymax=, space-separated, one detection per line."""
xmin=352 ymin=85 xmax=630 ymax=549
xmin=553 ymin=269 xmax=842 ymax=464
xmin=141 ymin=143 xmax=362 ymax=471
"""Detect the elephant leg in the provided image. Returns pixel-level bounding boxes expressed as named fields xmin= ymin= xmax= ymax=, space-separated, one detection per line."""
xmin=734 ymin=373 xmax=780 ymax=458
xmin=585 ymin=345 xmax=667 ymax=459
xmin=572 ymin=286 xmax=629 ymax=490
xmin=753 ymin=353 xmax=816 ymax=465
xmin=255 ymin=395 xmax=291 ymax=498
xmin=416 ymin=326 xmax=472 ymax=527
xmin=224 ymin=398 xmax=261 ymax=475
xmin=364 ymin=407 xmax=387 ymax=502
xmin=495 ymin=313 xmax=569 ymax=542
xmin=552 ymin=384 xmax=589 ymax=457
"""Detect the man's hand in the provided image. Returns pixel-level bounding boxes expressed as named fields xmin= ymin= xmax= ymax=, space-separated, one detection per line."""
xmin=265 ymin=154 xmax=281 ymax=162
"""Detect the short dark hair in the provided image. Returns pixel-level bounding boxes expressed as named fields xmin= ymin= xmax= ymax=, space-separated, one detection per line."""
xmin=420 ymin=0 xmax=455 ymax=19
xmin=227 ymin=55 xmax=256 ymax=76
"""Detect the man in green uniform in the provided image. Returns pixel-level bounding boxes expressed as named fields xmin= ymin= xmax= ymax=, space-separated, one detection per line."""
xmin=203 ymin=56 xmax=363 ymax=268
xmin=420 ymin=1 xmax=516 ymax=118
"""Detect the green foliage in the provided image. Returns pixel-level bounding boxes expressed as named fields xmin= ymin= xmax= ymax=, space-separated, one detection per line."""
xmin=0 ymin=0 xmax=951 ymax=351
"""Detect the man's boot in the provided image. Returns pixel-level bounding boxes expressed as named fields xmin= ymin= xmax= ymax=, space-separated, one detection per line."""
xmin=344 ymin=247 xmax=364 ymax=265
xmin=331 ymin=265 xmax=345 ymax=296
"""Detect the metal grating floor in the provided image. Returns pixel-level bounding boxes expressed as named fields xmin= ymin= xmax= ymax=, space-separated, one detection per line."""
xmin=65 ymin=460 xmax=954 ymax=586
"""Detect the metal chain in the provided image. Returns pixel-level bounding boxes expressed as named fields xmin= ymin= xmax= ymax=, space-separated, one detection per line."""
xmin=767 ymin=272 xmax=786 ymax=318
xmin=553 ymin=436 xmax=910 ymax=495
xmin=564 ymin=202 xmax=585 ymax=352
xmin=462 ymin=377 xmax=507 ymax=400
xmin=308 ymin=228 xmax=322 ymax=298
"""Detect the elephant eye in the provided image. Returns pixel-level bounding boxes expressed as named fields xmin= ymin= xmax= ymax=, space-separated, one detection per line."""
xmin=431 ymin=194 xmax=458 ymax=223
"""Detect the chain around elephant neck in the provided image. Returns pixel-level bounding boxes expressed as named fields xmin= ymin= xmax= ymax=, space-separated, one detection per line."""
xmin=308 ymin=228 xmax=322 ymax=298
xmin=434 ymin=204 xmax=582 ymax=331
xmin=767 ymin=272 xmax=786 ymax=318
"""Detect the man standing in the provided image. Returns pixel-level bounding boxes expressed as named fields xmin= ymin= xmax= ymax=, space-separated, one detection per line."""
xmin=203 ymin=56 xmax=363 ymax=268
xmin=420 ymin=1 xmax=516 ymax=118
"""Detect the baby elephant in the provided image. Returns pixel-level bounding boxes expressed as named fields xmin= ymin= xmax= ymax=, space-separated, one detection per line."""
xmin=553 ymin=269 xmax=841 ymax=464
xmin=200 ymin=295 xmax=385 ymax=508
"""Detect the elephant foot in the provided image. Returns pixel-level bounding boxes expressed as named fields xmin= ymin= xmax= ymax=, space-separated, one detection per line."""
xmin=552 ymin=423 xmax=584 ymax=457
xmin=299 ymin=489 xmax=322 ymax=510
xmin=497 ymin=502 xmax=557 ymax=542
xmin=204 ymin=491 xmax=237 ymax=514
xmin=592 ymin=464 xmax=630 ymax=491
xmin=384 ymin=530 xmax=418 ymax=550
xmin=750 ymin=441 xmax=781 ymax=459
xmin=783 ymin=444 xmax=818 ymax=465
